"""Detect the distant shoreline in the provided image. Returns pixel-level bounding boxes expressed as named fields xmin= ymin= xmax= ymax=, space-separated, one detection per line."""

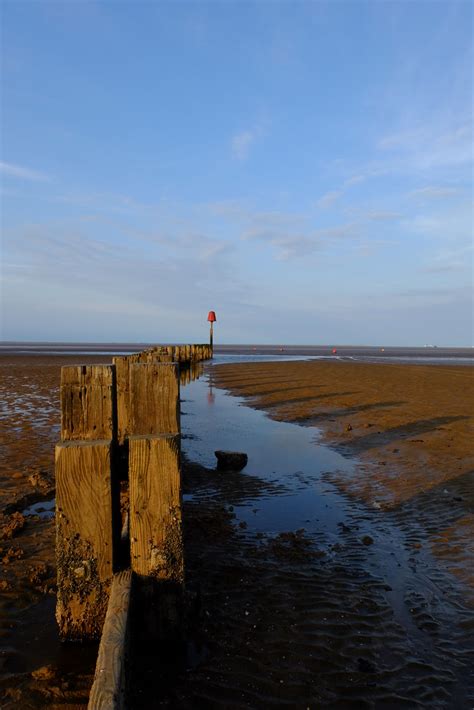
xmin=0 ymin=342 xmax=472 ymax=365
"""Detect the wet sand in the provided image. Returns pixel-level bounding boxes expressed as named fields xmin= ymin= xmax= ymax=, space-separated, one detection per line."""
xmin=0 ymin=355 xmax=111 ymax=707
xmin=136 ymin=359 xmax=473 ymax=708
xmin=1 ymin=355 xmax=473 ymax=708
xmin=212 ymin=360 xmax=474 ymax=593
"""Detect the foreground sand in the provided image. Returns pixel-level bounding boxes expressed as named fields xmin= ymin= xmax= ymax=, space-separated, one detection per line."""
xmin=0 ymin=355 xmax=111 ymax=707
xmin=1 ymin=355 xmax=473 ymax=707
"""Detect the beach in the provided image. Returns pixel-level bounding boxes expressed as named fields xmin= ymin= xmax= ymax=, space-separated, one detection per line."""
xmin=0 ymin=355 xmax=111 ymax=707
xmin=213 ymin=360 xmax=474 ymax=590
xmin=1 ymin=353 xmax=473 ymax=707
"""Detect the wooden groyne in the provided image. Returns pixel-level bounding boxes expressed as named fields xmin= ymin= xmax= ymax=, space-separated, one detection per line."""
xmin=54 ymin=343 xmax=212 ymax=706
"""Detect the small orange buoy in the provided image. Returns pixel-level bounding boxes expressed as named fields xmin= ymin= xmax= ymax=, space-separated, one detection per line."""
xmin=332 ymin=347 xmax=337 ymax=354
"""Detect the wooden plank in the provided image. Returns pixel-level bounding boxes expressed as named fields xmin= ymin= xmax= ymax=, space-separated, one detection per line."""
xmin=61 ymin=365 xmax=116 ymax=441
xmin=113 ymin=356 xmax=130 ymax=444
xmin=129 ymin=363 xmax=179 ymax=437
xmin=113 ymin=354 xmax=146 ymax=444
xmin=87 ymin=570 xmax=132 ymax=710
xmin=55 ymin=440 xmax=120 ymax=640
xmin=129 ymin=435 xmax=183 ymax=582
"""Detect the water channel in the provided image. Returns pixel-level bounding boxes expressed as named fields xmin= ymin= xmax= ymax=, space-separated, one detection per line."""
xmin=176 ymin=355 xmax=473 ymax=707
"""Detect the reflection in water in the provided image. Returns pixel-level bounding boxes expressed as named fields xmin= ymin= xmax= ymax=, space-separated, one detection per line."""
xmin=207 ymin=376 xmax=215 ymax=405
xmin=179 ymin=361 xmax=204 ymax=386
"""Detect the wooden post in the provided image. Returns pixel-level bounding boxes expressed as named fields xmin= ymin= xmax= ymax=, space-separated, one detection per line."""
xmin=129 ymin=434 xmax=183 ymax=638
xmin=128 ymin=359 xmax=183 ymax=639
xmin=61 ymin=365 xmax=116 ymax=441
xmin=56 ymin=440 xmax=120 ymax=640
xmin=56 ymin=363 xmax=120 ymax=640
xmin=129 ymin=362 xmax=179 ymax=436
xmin=113 ymin=355 xmax=133 ymax=445
xmin=129 ymin=434 xmax=182 ymax=581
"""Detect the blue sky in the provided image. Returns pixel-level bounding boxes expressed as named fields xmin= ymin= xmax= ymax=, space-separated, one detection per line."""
xmin=1 ymin=1 xmax=472 ymax=345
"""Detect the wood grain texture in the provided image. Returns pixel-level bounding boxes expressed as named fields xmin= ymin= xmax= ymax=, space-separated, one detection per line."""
xmin=88 ymin=570 xmax=132 ymax=710
xmin=113 ymin=355 xmax=139 ymax=444
xmin=129 ymin=363 xmax=180 ymax=436
xmin=129 ymin=435 xmax=183 ymax=582
xmin=114 ymin=352 xmax=179 ymax=442
xmin=55 ymin=440 xmax=118 ymax=639
xmin=61 ymin=365 xmax=116 ymax=441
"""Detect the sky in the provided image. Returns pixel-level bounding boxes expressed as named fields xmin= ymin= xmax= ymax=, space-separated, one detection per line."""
xmin=1 ymin=0 xmax=472 ymax=345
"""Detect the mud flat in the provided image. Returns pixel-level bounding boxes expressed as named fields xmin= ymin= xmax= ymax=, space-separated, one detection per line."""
xmin=133 ymin=358 xmax=474 ymax=707
xmin=0 ymin=355 xmax=111 ymax=707
xmin=1 ymin=354 xmax=473 ymax=708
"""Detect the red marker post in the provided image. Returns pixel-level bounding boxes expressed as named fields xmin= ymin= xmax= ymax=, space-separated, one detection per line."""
xmin=207 ymin=310 xmax=216 ymax=350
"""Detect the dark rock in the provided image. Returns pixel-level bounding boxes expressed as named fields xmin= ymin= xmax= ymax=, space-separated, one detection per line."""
xmin=214 ymin=451 xmax=248 ymax=471
xmin=362 ymin=535 xmax=374 ymax=546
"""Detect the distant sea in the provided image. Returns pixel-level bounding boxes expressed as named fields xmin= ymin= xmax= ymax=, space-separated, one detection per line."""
xmin=0 ymin=342 xmax=473 ymax=366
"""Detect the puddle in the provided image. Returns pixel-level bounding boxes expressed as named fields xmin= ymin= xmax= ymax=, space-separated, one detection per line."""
xmin=182 ymin=369 xmax=351 ymax=541
xmin=22 ymin=499 xmax=55 ymax=519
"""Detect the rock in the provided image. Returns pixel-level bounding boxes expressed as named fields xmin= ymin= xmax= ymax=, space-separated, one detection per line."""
xmin=346 ymin=424 xmax=352 ymax=431
xmin=31 ymin=665 xmax=57 ymax=681
xmin=362 ymin=535 xmax=374 ymax=546
xmin=2 ymin=547 xmax=24 ymax=565
xmin=214 ymin=451 xmax=248 ymax=471
xmin=1 ymin=512 xmax=26 ymax=540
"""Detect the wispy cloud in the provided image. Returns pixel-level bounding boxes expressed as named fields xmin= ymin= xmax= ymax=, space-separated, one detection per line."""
xmin=401 ymin=201 xmax=472 ymax=242
xmin=343 ymin=174 xmax=366 ymax=187
xmin=315 ymin=190 xmax=342 ymax=209
xmin=231 ymin=131 xmax=255 ymax=160
xmin=423 ymin=244 xmax=473 ymax=274
xmin=0 ymin=161 xmax=50 ymax=182
xmin=231 ymin=119 xmax=267 ymax=161
xmin=363 ymin=210 xmax=401 ymax=221
xmin=314 ymin=173 xmax=371 ymax=211
xmin=377 ymin=117 xmax=472 ymax=171
xmin=242 ymin=221 xmax=358 ymax=260
xmin=52 ymin=190 xmax=153 ymax=214
xmin=3 ymin=220 xmax=241 ymax=317
xmin=409 ymin=186 xmax=460 ymax=200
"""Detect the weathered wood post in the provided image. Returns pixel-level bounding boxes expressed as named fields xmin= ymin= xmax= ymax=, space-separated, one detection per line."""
xmin=128 ymin=362 xmax=183 ymax=639
xmin=87 ymin=569 xmax=133 ymax=709
xmin=56 ymin=365 xmax=121 ymax=640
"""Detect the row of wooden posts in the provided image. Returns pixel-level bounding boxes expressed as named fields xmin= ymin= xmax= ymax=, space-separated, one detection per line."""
xmin=55 ymin=343 xmax=212 ymax=644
